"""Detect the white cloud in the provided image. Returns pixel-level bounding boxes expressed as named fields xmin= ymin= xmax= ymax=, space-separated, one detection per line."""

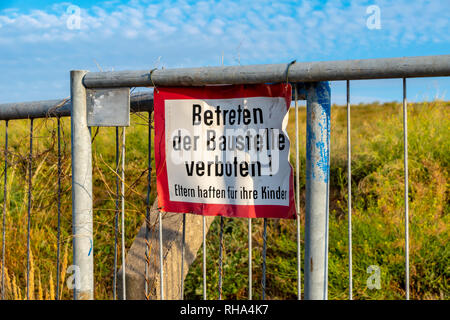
xmin=0 ymin=0 xmax=447 ymax=57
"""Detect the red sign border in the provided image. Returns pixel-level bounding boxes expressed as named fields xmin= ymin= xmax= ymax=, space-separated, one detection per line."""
xmin=154 ymin=83 xmax=296 ymax=219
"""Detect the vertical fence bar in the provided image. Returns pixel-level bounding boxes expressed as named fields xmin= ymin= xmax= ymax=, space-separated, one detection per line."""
xmin=159 ymin=211 xmax=164 ymax=300
xmin=248 ymin=218 xmax=252 ymax=300
xmin=180 ymin=214 xmax=186 ymax=300
xmin=121 ymin=127 xmax=126 ymax=300
xmin=347 ymin=80 xmax=353 ymax=300
xmin=262 ymin=218 xmax=267 ymax=300
xmin=218 ymin=216 xmax=224 ymax=300
xmin=71 ymin=70 xmax=94 ymax=300
xmin=56 ymin=117 xmax=62 ymax=300
xmin=26 ymin=118 xmax=33 ymax=300
xmin=202 ymin=215 xmax=206 ymax=300
xmin=144 ymin=114 xmax=152 ymax=300
xmin=403 ymin=78 xmax=410 ymax=300
xmin=304 ymin=82 xmax=331 ymax=300
xmin=295 ymin=84 xmax=301 ymax=300
xmin=1 ymin=121 xmax=8 ymax=300
xmin=113 ymin=127 xmax=119 ymax=300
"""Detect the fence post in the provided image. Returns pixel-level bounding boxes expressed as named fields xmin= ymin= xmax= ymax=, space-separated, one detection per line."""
xmin=70 ymin=70 xmax=94 ymax=300
xmin=304 ymin=82 xmax=331 ymax=300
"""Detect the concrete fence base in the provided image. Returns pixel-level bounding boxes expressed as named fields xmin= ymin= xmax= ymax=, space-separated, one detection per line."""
xmin=118 ymin=198 xmax=215 ymax=300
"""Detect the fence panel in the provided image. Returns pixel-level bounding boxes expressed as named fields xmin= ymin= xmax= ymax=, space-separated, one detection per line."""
xmin=0 ymin=55 xmax=448 ymax=300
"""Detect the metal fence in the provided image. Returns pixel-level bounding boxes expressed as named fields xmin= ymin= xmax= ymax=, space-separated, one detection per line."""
xmin=0 ymin=55 xmax=449 ymax=300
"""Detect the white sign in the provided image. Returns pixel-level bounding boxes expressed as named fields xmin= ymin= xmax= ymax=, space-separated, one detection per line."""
xmin=154 ymin=84 xmax=296 ymax=219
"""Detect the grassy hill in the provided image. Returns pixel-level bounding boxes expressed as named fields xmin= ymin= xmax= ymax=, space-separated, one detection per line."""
xmin=0 ymin=100 xmax=448 ymax=300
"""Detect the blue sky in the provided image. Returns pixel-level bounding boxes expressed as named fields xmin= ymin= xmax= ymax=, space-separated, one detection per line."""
xmin=0 ymin=0 xmax=449 ymax=104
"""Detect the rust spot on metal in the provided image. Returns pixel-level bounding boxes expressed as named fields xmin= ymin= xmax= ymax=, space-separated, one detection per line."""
xmin=310 ymin=257 xmax=313 ymax=272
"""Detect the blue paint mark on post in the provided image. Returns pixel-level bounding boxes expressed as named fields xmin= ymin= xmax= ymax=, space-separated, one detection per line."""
xmin=304 ymin=81 xmax=331 ymax=300
xmin=88 ymin=238 xmax=93 ymax=256
xmin=306 ymin=82 xmax=331 ymax=183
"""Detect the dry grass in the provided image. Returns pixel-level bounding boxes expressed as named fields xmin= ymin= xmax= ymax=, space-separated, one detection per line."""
xmin=0 ymin=100 xmax=448 ymax=300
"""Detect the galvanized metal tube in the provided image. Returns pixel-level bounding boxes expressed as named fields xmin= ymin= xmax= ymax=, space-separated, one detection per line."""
xmin=0 ymin=99 xmax=71 ymax=121
xmin=295 ymin=84 xmax=301 ymax=300
xmin=71 ymin=70 xmax=94 ymax=300
xmin=218 ymin=216 xmax=224 ymax=300
xmin=0 ymin=92 xmax=153 ymax=121
xmin=202 ymin=215 xmax=206 ymax=300
xmin=403 ymin=78 xmax=410 ymax=300
xmin=26 ymin=119 xmax=33 ymax=300
xmin=248 ymin=218 xmax=252 ymax=300
xmin=144 ymin=114 xmax=152 ymax=300
xmin=56 ymin=117 xmax=62 ymax=300
xmin=180 ymin=214 xmax=186 ymax=300
xmin=304 ymin=82 xmax=331 ymax=300
xmin=113 ymin=127 xmax=119 ymax=300
xmin=347 ymin=80 xmax=353 ymax=300
xmin=121 ymin=127 xmax=126 ymax=300
xmin=262 ymin=218 xmax=267 ymax=300
xmin=1 ymin=121 xmax=7 ymax=300
xmin=159 ymin=211 xmax=164 ymax=300
xmin=83 ymin=55 xmax=450 ymax=88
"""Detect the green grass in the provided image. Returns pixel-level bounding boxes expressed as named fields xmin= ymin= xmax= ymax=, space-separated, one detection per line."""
xmin=0 ymin=100 xmax=448 ymax=300
xmin=184 ymin=100 xmax=449 ymax=300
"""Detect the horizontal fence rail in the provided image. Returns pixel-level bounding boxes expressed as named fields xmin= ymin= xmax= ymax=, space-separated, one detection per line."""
xmin=0 ymin=55 xmax=449 ymax=301
xmin=83 ymin=55 xmax=450 ymax=88
xmin=0 ymin=92 xmax=153 ymax=120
